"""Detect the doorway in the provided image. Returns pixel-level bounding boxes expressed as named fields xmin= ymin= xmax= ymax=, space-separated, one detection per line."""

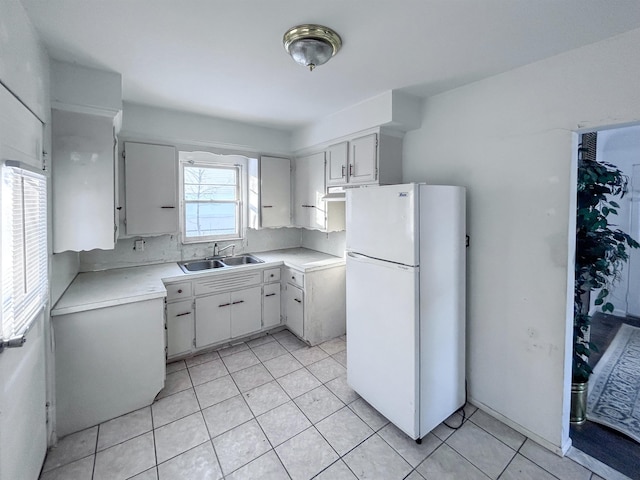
xmin=570 ymin=125 xmax=640 ymax=479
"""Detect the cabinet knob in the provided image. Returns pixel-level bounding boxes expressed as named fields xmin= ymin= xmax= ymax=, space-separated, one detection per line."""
xmin=270 ymin=274 xmax=274 ymax=278
xmin=177 ymin=289 xmax=183 ymax=294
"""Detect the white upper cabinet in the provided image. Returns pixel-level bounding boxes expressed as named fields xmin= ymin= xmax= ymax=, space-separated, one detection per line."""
xmin=348 ymin=133 xmax=378 ymax=184
xmin=124 ymin=142 xmax=177 ymax=236
xmin=326 ymin=134 xmax=377 ymax=187
xmin=52 ymin=109 xmax=118 ymax=253
xmin=326 ymin=142 xmax=348 ymax=186
xmin=324 ymin=130 xmax=404 ymax=191
xmin=260 ymin=156 xmax=291 ymax=228
xmin=294 ymin=152 xmax=326 ymax=231
xmin=294 ymin=152 xmax=344 ymax=232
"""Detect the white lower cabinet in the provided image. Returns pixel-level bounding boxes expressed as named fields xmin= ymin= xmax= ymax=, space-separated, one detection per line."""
xmin=166 ymin=300 xmax=194 ymax=357
xmin=230 ymin=286 xmax=262 ymax=338
xmin=166 ymin=267 xmax=281 ymax=358
xmin=263 ymin=282 xmax=281 ymax=328
xmin=285 ymin=284 xmax=304 ymax=337
xmin=195 ymin=286 xmax=266 ymax=348
xmin=283 ymin=265 xmax=346 ymax=346
xmin=195 ymin=292 xmax=232 ymax=347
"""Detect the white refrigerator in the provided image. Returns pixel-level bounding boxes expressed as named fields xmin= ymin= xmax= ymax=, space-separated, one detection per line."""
xmin=345 ymin=183 xmax=466 ymax=440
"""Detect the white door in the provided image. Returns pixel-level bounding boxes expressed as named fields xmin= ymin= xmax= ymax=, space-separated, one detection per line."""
xmin=346 ymin=253 xmax=420 ymax=438
xmin=262 ymin=283 xmax=281 ymax=328
xmin=124 ymin=142 xmax=177 ymax=235
xmin=326 ymin=142 xmax=348 ymax=186
xmin=285 ymin=284 xmax=304 ymax=337
xmin=230 ymin=286 xmax=262 ymax=338
xmin=346 ymin=183 xmax=419 ymax=265
xmin=261 ymin=156 xmax=291 ymax=228
xmin=0 ymin=85 xmax=47 ymax=480
xmin=628 ymin=164 xmax=640 ymax=317
xmin=195 ymin=293 xmax=231 ymax=347
xmin=348 ymin=133 xmax=377 ymax=184
xmin=167 ymin=300 xmax=194 ymax=358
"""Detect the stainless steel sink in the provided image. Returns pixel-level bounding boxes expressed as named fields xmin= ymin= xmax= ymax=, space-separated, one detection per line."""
xmin=221 ymin=254 xmax=264 ymax=266
xmin=178 ymin=254 xmax=264 ymax=273
xmin=178 ymin=259 xmax=225 ymax=273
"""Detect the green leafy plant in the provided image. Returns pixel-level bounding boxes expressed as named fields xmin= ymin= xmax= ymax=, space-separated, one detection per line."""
xmin=573 ymin=153 xmax=640 ymax=382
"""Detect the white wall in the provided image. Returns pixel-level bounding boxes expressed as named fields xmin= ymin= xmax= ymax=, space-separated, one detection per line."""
xmin=595 ymin=125 xmax=640 ymax=316
xmin=122 ymin=102 xmax=291 ymax=155
xmin=402 ymin=28 xmax=640 ymax=453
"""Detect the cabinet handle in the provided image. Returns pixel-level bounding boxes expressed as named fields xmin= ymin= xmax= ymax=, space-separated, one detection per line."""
xmin=265 ymin=293 xmax=276 ymax=297
xmin=175 ymin=312 xmax=191 ymax=317
xmin=294 ymin=298 xmax=302 ymax=303
xmin=177 ymin=289 xmax=183 ymax=294
xmin=161 ymin=206 xmax=175 ymax=209
xmin=341 ymin=165 xmax=346 ymax=178
xmin=218 ymin=303 xmax=231 ymax=308
xmin=232 ymin=300 xmax=244 ymax=305
xmin=263 ymin=205 xmax=273 ymax=208
xmin=349 ymin=164 xmax=354 ymax=176
xmin=291 ymin=276 xmax=295 ymax=280
xmin=270 ymin=274 xmax=274 ymax=278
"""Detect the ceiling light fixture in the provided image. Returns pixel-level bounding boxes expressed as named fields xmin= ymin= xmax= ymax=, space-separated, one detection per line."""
xmin=283 ymin=24 xmax=342 ymax=71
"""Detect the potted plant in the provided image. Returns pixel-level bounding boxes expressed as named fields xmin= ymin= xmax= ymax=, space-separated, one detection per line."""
xmin=572 ymin=149 xmax=639 ymax=424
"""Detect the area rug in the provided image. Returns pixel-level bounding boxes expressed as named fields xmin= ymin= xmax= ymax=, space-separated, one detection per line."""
xmin=587 ymin=323 xmax=640 ymax=443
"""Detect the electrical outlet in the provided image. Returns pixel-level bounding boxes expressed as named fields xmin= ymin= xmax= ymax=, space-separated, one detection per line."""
xmin=134 ymin=239 xmax=145 ymax=252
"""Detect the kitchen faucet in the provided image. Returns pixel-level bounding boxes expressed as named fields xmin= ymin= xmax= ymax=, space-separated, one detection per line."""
xmin=217 ymin=244 xmax=235 ymax=257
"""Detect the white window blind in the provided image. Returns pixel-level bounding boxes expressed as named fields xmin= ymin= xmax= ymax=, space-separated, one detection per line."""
xmin=1 ymin=163 xmax=48 ymax=350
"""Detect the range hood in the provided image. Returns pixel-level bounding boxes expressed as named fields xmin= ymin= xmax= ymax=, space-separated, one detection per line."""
xmin=322 ymin=191 xmax=346 ymax=201
xmin=322 ymin=186 xmax=347 ymax=202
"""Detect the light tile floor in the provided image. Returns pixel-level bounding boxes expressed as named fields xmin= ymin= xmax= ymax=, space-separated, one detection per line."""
xmin=40 ymin=330 xmax=611 ymax=480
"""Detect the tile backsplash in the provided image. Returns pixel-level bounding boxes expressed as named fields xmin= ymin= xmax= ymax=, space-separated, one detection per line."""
xmin=79 ymin=227 xmax=345 ymax=272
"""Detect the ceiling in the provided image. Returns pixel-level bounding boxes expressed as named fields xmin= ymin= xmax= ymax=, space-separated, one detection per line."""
xmin=20 ymin=0 xmax=640 ymax=130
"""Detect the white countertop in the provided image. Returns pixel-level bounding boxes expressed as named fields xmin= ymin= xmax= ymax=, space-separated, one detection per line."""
xmin=51 ymin=263 xmax=183 ymax=316
xmin=51 ymin=248 xmax=344 ymax=316
xmin=253 ymin=248 xmax=345 ymax=272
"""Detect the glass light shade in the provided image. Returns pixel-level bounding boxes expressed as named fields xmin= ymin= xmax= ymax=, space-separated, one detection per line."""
xmin=283 ymin=24 xmax=341 ymax=71
xmin=288 ymin=38 xmax=334 ymax=69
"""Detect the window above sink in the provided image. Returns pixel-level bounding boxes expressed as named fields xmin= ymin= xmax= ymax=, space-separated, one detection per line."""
xmin=179 ymin=151 xmax=256 ymax=245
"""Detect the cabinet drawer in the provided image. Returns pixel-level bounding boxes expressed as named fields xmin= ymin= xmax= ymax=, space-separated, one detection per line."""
xmin=263 ymin=268 xmax=281 ymax=283
xmin=286 ymin=268 xmax=304 ymax=288
xmin=194 ymin=271 xmax=262 ymax=296
xmin=166 ymin=282 xmax=192 ymax=302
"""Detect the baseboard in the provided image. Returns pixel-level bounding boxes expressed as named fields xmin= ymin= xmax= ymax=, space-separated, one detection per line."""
xmin=468 ymin=396 xmax=570 ymax=456
xmin=567 ymin=447 xmax=633 ymax=480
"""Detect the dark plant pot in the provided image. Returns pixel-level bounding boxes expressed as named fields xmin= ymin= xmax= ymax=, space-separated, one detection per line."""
xmin=570 ymin=381 xmax=588 ymax=425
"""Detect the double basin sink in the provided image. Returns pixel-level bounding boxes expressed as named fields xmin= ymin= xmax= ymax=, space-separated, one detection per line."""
xmin=178 ymin=254 xmax=264 ymax=273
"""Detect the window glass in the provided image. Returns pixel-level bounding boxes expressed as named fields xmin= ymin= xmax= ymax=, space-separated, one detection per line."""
xmin=180 ymin=154 xmax=245 ymax=243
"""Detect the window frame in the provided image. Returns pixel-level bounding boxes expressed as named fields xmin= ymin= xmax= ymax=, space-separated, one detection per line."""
xmin=1 ymin=161 xmax=48 ymax=350
xmin=178 ymin=151 xmax=248 ymax=244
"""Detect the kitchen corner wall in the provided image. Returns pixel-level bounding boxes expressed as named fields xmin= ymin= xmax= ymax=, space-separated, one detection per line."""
xmin=402 ymin=27 xmax=640 ymax=453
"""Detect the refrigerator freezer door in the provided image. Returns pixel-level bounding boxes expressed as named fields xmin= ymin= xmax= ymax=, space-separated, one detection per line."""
xmin=346 ymin=184 xmax=418 ymax=266
xmin=346 ymin=252 xmax=420 ymax=438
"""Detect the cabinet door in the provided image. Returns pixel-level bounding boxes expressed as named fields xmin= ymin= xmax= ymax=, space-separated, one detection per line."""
xmin=52 ymin=109 xmax=116 ymax=252
xmin=195 ymin=293 xmax=231 ymax=347
xmin=230 ymin=286 xmax=262 ymax=338
xmin=285 ymin=284 xmax=304 ymax=338
xmin=349 ymin=133 xmax=377 ymax=184
xmin=293 ymin=155 xmax=310 ymax=228
xmin=263 ymin=283 xmax=281 ymax=328
xmin=124 ymin=142 xmax=177 ymax=235
xmin=261 ymin=156 xmax=291 ymax=228
xmin=167 ymin=300 xmax=194 ymax=358
xmin=326 ymin=142 xmax=348 ymax=186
